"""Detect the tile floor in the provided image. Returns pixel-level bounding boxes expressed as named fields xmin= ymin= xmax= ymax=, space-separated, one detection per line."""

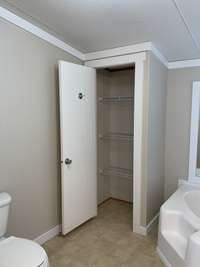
xmin=43 ymin=199 xmax=164 ymax=267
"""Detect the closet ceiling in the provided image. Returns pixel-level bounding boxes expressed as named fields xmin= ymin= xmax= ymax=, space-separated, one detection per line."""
xmin=1 ymin=0 xmax=200 ymax=61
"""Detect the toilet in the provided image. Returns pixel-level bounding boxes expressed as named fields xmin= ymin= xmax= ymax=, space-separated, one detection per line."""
xmin=0 ymin=192 xmax=49 ymax=267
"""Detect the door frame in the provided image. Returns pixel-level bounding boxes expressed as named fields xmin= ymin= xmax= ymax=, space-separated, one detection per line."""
xmin=85 ymin=52 xmax=147 ymax=235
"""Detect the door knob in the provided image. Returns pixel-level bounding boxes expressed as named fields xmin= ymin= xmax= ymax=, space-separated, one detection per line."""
xmin=65 ymin=158 xmax=72 ymax=165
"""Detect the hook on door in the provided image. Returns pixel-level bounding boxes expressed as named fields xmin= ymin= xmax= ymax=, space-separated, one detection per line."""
xmin=78 ymin=92 xmax=85 ymax=99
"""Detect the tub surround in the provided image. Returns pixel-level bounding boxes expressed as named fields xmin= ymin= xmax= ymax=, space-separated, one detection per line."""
xmin=157 ymin=182 xmax=200 ymax=267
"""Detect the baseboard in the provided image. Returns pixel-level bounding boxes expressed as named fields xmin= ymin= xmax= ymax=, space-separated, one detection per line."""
xmin=157 ymin=247 xmax=172 ymax=267
xmin=134 ymin=225 xmax=147 ymax=235
xmin=98 ymin=197 xmax=111 ymax=206
xmin=33 ymin=209 xmax=158 ymax=244
xmin=98 ymin=197 xmax=132 ymax=207
xmin=146 ymin=212 xmax=159 ymax=233
xmin=34 ymin=224 xmax=61 ymax=245
xmin=137 ymin=213 xmax=159 ymax=235
xmin=110 ymin=197 xmax=132 ymax=204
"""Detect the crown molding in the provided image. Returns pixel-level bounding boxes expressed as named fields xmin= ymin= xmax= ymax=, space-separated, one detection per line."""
xmin=0 ymin=6 xmax=85 ymax=60
xmin=150 ymin=44 xmax=168 ymax=68
xmin=168 ymin=59 xmax=200 ymax=69
xmin=84 ymin=42 xmax=152 ymax=61
xmin=84 ymin=42 xmax=168 ymax=68
xmin=85 ymin=52 xmax=146 ymax=68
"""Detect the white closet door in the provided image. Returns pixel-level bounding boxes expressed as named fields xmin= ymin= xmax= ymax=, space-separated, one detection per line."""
xmin=59 ymin=61 xmax=97 ymax=235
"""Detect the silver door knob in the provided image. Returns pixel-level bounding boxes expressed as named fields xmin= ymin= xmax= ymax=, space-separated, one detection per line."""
xmin=65 ymin=158 xmax=72 ymax=165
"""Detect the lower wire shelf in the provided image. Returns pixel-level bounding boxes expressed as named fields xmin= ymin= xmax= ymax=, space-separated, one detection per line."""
xmin=99 ymin=96 xmax=133 ymax=103
xmin=99 ymin=166 xmax=133 ymax=180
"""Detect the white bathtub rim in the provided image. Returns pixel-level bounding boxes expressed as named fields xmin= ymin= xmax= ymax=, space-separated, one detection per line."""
xmin=158 ymin=183 xmax=200 ymax=267
xmin=162 ymin=183 xmax=200 ymax=230
xmin=179 ymin=179 xmax=200 ymax=188
xmin=184 ymin=191 xmax=200 ymax=221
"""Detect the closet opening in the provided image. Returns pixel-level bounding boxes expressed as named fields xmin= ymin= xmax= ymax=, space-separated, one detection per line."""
xmin=97 ymin=64 xmax=135 ymax=229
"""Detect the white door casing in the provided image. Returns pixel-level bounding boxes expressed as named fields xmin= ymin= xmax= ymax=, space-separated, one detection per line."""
xmin=59 ymin=61 xmax=97 ymax=235
xmin=85 ymin=52 xmax=147 ymax=235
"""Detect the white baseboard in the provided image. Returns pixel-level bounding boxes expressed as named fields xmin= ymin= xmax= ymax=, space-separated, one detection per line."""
xmin=146 ymin=212 xmax=159 ymax=233
xmin=137 ymin=213 xmax=159 ymax=235
xmin=34 ymin=213 xmax=159 ymax=244
xmin=157 ymin=247 xmax=172 ymax=267
xmin=137 ymin=226 xmax=148 ymax=236
xmin=34 ymin=224 xmax=61 ymax=245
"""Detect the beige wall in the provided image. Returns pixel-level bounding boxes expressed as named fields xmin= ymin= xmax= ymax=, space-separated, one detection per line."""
xmin=142 ymin=52 xmax=168 ymax=225
xmin=165 ymin=67 xmax=200 ymax=198
xmin=147 ymin=53 xmax=167 ymax=223
xmin=0 ymin=18 xmax=81 ymax=239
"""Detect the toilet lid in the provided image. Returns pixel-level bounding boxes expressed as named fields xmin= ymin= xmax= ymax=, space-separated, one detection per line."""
xmin=0 ymin=236 xmax=47 ymax=267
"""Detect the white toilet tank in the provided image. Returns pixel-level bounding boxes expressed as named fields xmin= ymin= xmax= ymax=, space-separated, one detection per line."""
xmin=0 ymin=193 xmax=12 ymax=238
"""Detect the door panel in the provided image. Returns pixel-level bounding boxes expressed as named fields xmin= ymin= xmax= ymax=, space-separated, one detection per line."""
xmin=59 ymin=61 xmax=97 ymax=235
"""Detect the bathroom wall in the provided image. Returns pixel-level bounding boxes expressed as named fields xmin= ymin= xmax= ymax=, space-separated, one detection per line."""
xmin=141 ymin=52 xmax=168 ymax=225
xmin=0 ymin=18 xmax=82 ymax=239
xmin=165 ymin=67 xmax=200 ymax=198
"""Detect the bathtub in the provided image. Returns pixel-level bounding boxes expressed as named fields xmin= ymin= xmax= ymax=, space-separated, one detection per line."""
xmin=157 ymin=182 xmax=200 ymax=267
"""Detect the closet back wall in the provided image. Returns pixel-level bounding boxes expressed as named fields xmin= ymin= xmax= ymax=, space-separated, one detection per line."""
xmin=0 ymin=18 xmax=82 ymax=239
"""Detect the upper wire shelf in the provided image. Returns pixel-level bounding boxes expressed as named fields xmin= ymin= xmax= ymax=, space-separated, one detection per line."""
xmin=99 ymin=96 xmax=133 ymax=103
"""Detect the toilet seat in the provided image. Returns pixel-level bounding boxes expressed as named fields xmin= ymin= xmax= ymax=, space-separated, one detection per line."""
xmin=0 ymin=236 xmax=48 ymax=267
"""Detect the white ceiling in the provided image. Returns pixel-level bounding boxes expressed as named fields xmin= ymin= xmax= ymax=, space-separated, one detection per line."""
xmin=1 ymin=0 xmax=200 ymax=61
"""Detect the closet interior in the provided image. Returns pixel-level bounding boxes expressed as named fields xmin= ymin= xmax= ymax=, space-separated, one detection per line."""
xmin=97 ymin=65 xmax=135 ymax=205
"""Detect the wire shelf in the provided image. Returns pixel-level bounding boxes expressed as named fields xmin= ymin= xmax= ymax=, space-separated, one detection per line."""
xmin=99 ymin=132 xmax=133 ymax=142
xmin=99 ymin=96 xmax=133 ymax=103
xmin=100 ymin=166 xmax=133 ymax=179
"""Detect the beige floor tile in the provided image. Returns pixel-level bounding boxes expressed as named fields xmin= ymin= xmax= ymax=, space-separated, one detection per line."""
xmin=43 ymin=199 xmax=164 ymax=267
